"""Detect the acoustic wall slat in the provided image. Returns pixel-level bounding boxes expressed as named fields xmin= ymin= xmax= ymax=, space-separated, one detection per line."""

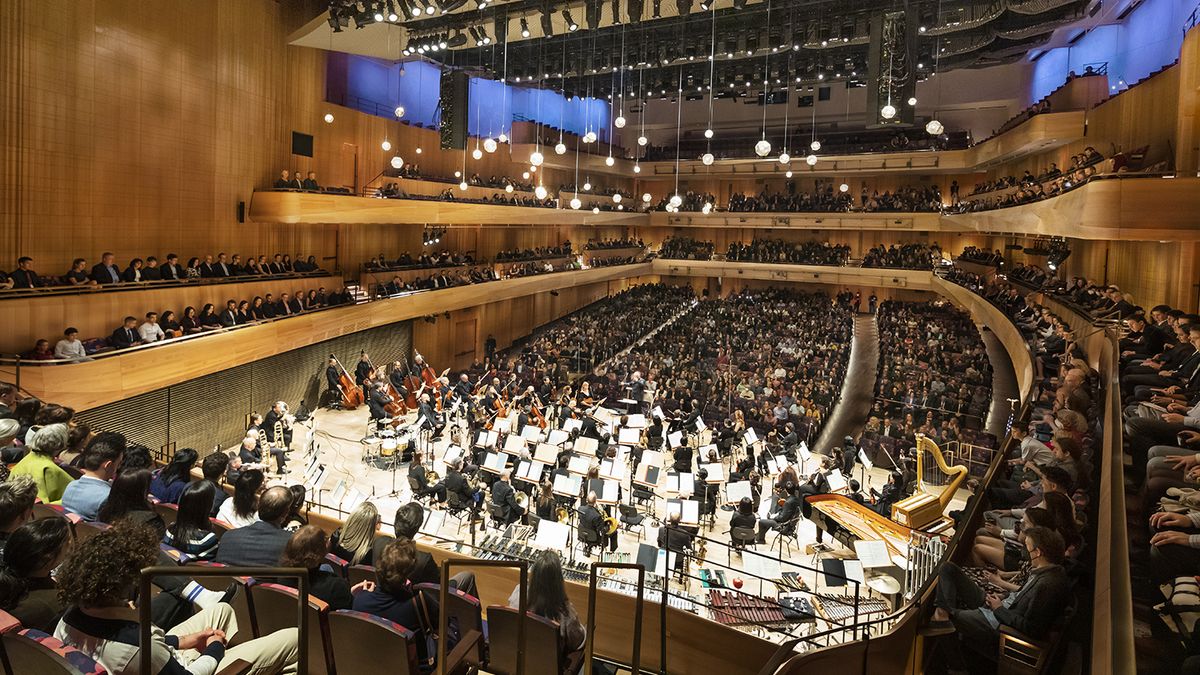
xmin=78 ymin=320 xmax=412 ymax=459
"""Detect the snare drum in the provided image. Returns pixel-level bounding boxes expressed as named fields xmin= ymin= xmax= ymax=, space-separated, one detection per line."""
xmin=381 ymin=437 xmax=398 ymax=457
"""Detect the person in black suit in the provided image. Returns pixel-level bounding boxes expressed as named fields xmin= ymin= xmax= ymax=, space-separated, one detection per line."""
xmin=693 ymin=468 xmax=719 ymax=518
xmin=579 ymin=492 xmax=617 ymax=553
xmin=286 ymin=292 xmax=303 ymax=314
xmin=628 ymin=371 xmax=646 ymax=409
xmin=657 ymin=512 xmax=694 ymax=575
xmin=110 ymin=316 xmax=143 ymax=349
xmin=354 ymin=353 xmax=373 ymax=389
xmin=444 ymin=458 xmax=477 ymax=510
xmin=408 ymin=451 xmax=446 ymax=502
xmin=325 ymin=357 xmax=342 ymax=405
xmin=672 ymin=439 xmax=694 ymax=473
xmin=228 ymin=254 xmax=245 ymax=276
xmin=416 ymin=393 xmax=444 ymax=439
xmin=10 ymin=257 xmax=42 ymax=289
xmin=491 ymin=470 xmax=524 ymax=525
xmin=160 ymin=254 xmax=183 ymax=281
xmin=91 ymin=252 xmax=121 ymax=284
xmin=213 ymin=253 xmax=232 ymax=277
xmin=756 ymin=482 xmax=799 ymax=543
xmin=141 ymin=256 xmax=162 ymax=281
xmin=288 ymin=170 xmax=303 ymax=189
xmin=273 ymin=169 xmax=292 ymax=189
xmin=301 ymin=171 xmax=320 ymax=191
xmin=214 ymin=486 xmax=294 ymax=566
xmin=262 ymin=401 xmax=292 ymax=474
xmin=198 ymin=255 xmax=218 ymax=278
xmin=219 ymin=300 xmax=238 ymax=328
xmin=871 ymin=471 xmax=906 ymax=516
xmin=368 ymin=381 xmax=390 ymax=422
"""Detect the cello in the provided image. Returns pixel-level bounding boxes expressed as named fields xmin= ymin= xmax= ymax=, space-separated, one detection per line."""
xmin=401 ymin=358 xmax=422 ymax=409
xmin=330 ymin=354 xmax=364 ymax=409
xmin=380 ymin=363 xmax=408 ymax=419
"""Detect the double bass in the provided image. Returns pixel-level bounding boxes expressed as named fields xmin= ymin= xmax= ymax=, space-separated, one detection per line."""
xmin=330 ymin=355 xmax=364 ymax=409
xmin=381 ymin=363 xmax=408 ymax=419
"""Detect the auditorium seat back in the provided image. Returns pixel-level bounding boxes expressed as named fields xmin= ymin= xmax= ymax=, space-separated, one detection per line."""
xmin=327 ymin=610 xmax=418 ymax=675
xmin=347 ymin=564 xmax=375 ymax=587
xmin=0 ymin=625 xmax=109 ymax=675
xmin=153 ymin=502 xmax=179 ymax=527
xmin=484 ymin=605 xmax=564 ymax=675
xmin=247 ymin=582 xmax=334 ymax=675
xmin=72 ymin=521 xmax=109 ymax=544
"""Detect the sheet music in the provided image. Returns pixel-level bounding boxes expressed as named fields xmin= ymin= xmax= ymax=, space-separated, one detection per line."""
xmin=826 ymin=469 xmax=848 ymax=493
xmin=552 ymin=473 xmax=581 ymax=495
xmin=626 ymin=414 xmax=647 ymax=428
xmin=344 ymin=489 xmax=366 ymax=512
xmin=563 ymin=419 xmax=583 ymax=433
xmin=521 ymin=425 xmax=543 ymax=441
xmin=599 ymin=459 xmax=626 ymax=481
xmin=651 ymin=406 xmax=665 ymax=420
xmin=742 ymin=549 xmax=782 ymax=580
xmin=533 ymin=520 xmax=570 ymax=550
xmin=757 ymin=496 xmax=774 ymax=519
xmin=743 ymin=428 xmax=759 ymax=446
xmin=329 ymin=480 xmax=347 ymax=506
xmin=477 ymin=430 xmax=498 ymax=449
xmin=637 ymin=464 xmax=661 ymax=486
xmin=641 ymin=450 xmax=663 ymax=468
xmin=765 ymin=456 xmax=781 ymax=475
xmin=854 ymin=540 xmax=891 ymax=569
xmin=725 ymin=480 xmax=751 ymax=504
xmin=567 ymin=454 xmax=591 ymax=475
xmin=695 ymin=417 xmax=706 ymax=432
xmin=844 ymin=560 xmax=865 ymax=584
xmin=484 ymin=452 xmax=510 ymax=473
xmin=310 ymin=467 xmax=329 ymax=493
xmin=545 ymin=429 xmax=569 ymax=446
xmin=702 ymin=463 xmax=724 ymax=482
xmin=442 ymin=445 xmax=464 ymax=465
xmin=858 ymin=449 xmax=874 ymax=471
xmin=493 ymin=418 xmax=511 ymax=434
xmin=534 ymin=443 xmax=558 ymax=464
xmin=667 ymin=431 xmax=683 ymax=448
xmin=618 ymin=427 xmax=641 ymax=445
xmin=667 ymin=498 xmax=699 ymax=525
xmin=503 ymin=434 xmax=527 ymax=454
xmin=798 ymin=441 xmax=811 ymax=462
xmin=421 ymin=509 xmax=446 ymax=536
xmin=575 ymin=437 xmax=599 ymax=456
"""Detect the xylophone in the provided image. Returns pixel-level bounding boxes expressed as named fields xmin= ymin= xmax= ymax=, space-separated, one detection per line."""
xmin=707 ymin=589 xmax=790 ymax=627
xmin=812 ymin=593 xmax=890 ymax=622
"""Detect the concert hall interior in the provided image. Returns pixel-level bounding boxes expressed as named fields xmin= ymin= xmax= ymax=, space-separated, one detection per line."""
xmin=2 ymin=0 xmax=1200 ymax=673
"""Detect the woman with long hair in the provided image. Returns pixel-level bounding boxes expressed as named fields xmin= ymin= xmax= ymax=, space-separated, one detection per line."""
xmin=508 ymin=550 xmax=585 ymax=668
xmin=181 ymin=305 xmax=201 ymax=334
xmin=330 ymin=502 xmax=379 ymax=565
xmin=283 ymin=484 xmax=308 ymax=531
xmin=0 ymin=517 xmax=71 ymax=632
xmin=97 ymin=469 xmax=165 ymax=536
xmin=164 ymin=481 xmax=219 ymax=560
xmin=279 ymin=525 xmax=352 ymax=610
xmin=150 ymin=447 xmax=198 ymax=504
xmin=216 ymin=468 xmax=264 ymax=528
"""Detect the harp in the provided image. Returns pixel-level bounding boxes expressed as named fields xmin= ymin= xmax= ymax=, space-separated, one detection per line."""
xmin=891 ymin=433 xmax=967 ymax=531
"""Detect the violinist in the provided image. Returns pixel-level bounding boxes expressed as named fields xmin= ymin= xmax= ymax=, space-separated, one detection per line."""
xmin=516 ymin=404 xmax=531 ymax=431
xmin=454 ymin=374 xmax=474 ymax=406
xmin=437 ymin=376 xmax=454 ymax=411
xmin=576 ymin=381 xmax=593 ymax=408
xmin=355 ymin=352 xmax=373 ymax=389
xmin=731 ymin=447 xmax=756 ymax=482
xmin=756 ymin=482 xmax=799 ymax=544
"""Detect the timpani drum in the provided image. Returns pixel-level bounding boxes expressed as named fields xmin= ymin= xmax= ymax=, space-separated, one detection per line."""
xmin=381 ymin=437 xmax=398 ymax=457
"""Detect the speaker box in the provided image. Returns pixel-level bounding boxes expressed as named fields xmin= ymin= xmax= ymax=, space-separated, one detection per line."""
xmin=439 ymin=70 xmax=469 ymax=151
xmin=237 ymin=201 xmax=245 ymax=223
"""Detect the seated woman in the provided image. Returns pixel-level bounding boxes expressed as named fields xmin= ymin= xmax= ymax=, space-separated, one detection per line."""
xmin=249 ymin=296 xmax=267 ymax=320
xmin=53 ymin=520 xmax=299 ymax=675
xmin=507 ymin=550 xmax=585 ymax=671
xmin=185 ymin=257 xmax=202 ymax=278
xmin=164 ymin=482 xmax=220 ymax=561
xmin=98 ymin=469 xmax=166 ymax=536
xmin=149 ymin=447 xmax=198 ymax=504
xmin=159 ymin=310 xmax=182 ymax=338
xmin=235 ymin=300 xmax=251 ymax=324
xmin=197 ymin=303 xmax=221 ymax=330
xmin=283 ymin=485 xmax=308 ymax=531
xmin=278 ymin=525 xmax=353 ymax=611
xmin=10 ymin=423 xmax=73 ymax=503
xmin=329 ymin=502 xmax=380 ymax=566
xmin=0 ymin=517 xmax=71 ymax=632
xmin=216 ymin=469 xmax=264 ymax=528
xmin=180 ymin=305 xmax=202 ymax=335
xmin=729 ymin=497 xmax=757 ymax=530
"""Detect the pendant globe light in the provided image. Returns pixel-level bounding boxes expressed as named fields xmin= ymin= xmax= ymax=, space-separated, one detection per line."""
xmin=753 ymin=1 xmax=774 ymax=159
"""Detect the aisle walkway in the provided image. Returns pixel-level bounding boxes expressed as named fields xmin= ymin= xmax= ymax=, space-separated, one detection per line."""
xmin=981 ymin=327 xmax=1020 ymax=439
xmin=815 ymin=313 xmax=881 ymax=454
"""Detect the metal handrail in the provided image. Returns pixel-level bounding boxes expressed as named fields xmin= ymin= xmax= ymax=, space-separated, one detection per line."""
xmin=137 ymin=565 xmax=310 ymax=675
xmin=584 ymin=562 xmax=646 ymax=675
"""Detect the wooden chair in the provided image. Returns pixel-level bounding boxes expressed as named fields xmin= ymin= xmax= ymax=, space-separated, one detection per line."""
xmin=0 ymin=628 xmax=111 ymax=675
xmin=323 ymin=553 xmax=349 ymax=579
xmin=327 ymin=610 xmax=419 ymax=675
xmin=996 ymin=598 xmax=1075 ymax=675
xmin=485 ymin=606 xmax=569 ymax=675
xmin=247 ymin=582 xmax=334 ymax=675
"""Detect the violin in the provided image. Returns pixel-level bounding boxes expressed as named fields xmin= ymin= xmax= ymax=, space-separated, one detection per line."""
xmin=330 ymin=354 xmax=364 ymax=409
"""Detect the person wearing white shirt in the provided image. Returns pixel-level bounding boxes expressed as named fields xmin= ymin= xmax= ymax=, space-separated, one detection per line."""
xmin=138 ymin=312 xmax=165 ymax=343
xmin=53 ymin=327 xmax=90 ymax=361
xmin=216 ymin=494 xmax=260 ymax=529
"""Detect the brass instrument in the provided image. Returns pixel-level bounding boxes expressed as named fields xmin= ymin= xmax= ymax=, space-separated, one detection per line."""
xmin=426 ymin=470 xmax=441 ymax=483
xmin=601 ymin=506 xmax=619 ymax=536
xmin=515 ymin=491 xmax=528 ymax=508
xmin=697 ymin=537 xmax=708 ymax=564
xmin=891 ymin=433 xmax=968 ymax=530
xmin=555 ymin=505 xmax=570 ymax=522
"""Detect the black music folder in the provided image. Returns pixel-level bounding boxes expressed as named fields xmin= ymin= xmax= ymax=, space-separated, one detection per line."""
xmin=820 ymin=558 xmax=847 ymax=587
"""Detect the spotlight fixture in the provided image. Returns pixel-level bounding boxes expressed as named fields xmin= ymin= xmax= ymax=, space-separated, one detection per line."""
xmin=810 ymin=140 xmax=821 ymax=151
xmin=381 ymin=139 xmax=392 ymax=151
xmin=701 ymin=153 xmax=714 ymax=165
xmin=754 ymin=139 xmax=771 ymax=157
xmin=805 ymin=154 xmax=818 ymax=166
xmin=530 ymin=150 xmax=544 ymax=166
xmin=839 ymin=183 xmax=849 ymax=192
xmin=555 ymin=142 xmax=567 ymax=154
xmin=562 ymin=8 xmax=578 ymax=31
xmin=446 ymin=32 xmax=467 ymax=47
xmin=394 ymin=105 xmax=406 ymax=118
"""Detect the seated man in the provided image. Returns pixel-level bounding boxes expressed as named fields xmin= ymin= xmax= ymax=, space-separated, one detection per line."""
xmin=408 ymin=451 xmax=447 ymax=503
xmin=110 ymin=316 xmax=143 ymax=349
xmin=578 ymin=491 xmax=617 ymax=554
xmin=756 ymin=482 xmax=800 ymax=544
xmin=657 ymin=511 xmax=695 ymax=575
xmin=214 ymin=486 xmax=294 ymax=566
xmin=927 ymin=527 xmax=1071 ymax=656
xmin=491 ymin=470 xmax=525 ymax=525
xmin=368 ymin=502 xmax=476 ymax=593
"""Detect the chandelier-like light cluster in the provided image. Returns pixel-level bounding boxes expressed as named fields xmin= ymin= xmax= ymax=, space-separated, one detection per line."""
xmin=394 ymin=106 xmax=406 ymax=118
xmin=555 ymin=142 xmax=567 ymax=155
xmin=810 ymin=140 xmax=821 ymax=151
xmin=881 ymin=104 xmax=897 ymax=119
xmin=605 ymin=156 xmax=615 ymax=167
xmin=390 ymin=156 xmax=404 ymax=169
xmin=472 ymin=148 xmax=482 ymax=160
xmin=381 ymin=140 xmax=392 ymax=151
xmin=323 ymin=113 xmax=334 ymax=123
xmin=778 ymin=152 xmax=790 ymax=165
xmin=614 ymin=115 xmax=626 ymax=128
xmin=806 ymin=154 xmax=818 ymax=166
xmin=637 ymin=135 xmax=648 ymax=146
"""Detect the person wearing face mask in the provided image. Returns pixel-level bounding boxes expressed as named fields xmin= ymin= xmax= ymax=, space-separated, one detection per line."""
xmin=924 ymin=526 xmax=1071 ymax=656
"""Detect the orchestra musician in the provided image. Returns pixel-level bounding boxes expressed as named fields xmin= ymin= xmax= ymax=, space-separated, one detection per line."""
xmin=579 ymin=491 xmax=617 ymax=553
xmin=779 ymin=422 xmax=799 ymax=459
xmin=354 ymin=352 xmax=373 ymax=389
xmin=444 ymin=458 xmax=477 ymax=511
xmin=715 ymin=418 xmax=735 ymax=457
xmin=672 ymin=438 xmax=694 ymax=473
xmin=628 ymin=371 xmax=646 ymax=408
xmin=325 ymin=357 xmax=341 ymax=406
xmin=454 ymin=374 xmax=475 ymax=415
xmin=261 ymin=401 xmax=292 ymax=475
xmin=491 ymin=470 xmax=524 ymax=525
xmin=534 ymin=481 xmax=556 ymax=522
xmin=576 ymin=381 xmax=593 ymax=407
xmin=730 ymin=496 xmax=758 ymax=530
xmin=408 ymin=451 xmax=446 ymax=503
xmin=657 ymin=511 xmax=695 ymax=576
xmin=798 ymin=458 xmax=833 ymax=543
xmin=367 ymin=381 xmax=391 ymax=423
xmin=871 ymin=470 xmax=906 ymax=516
xmin=416 ymin=393 xmax=445 ymax=439
xmin=756 ymin=482 xmax=800 ymax=544
xmin=693 ymin=468 xmax=718 ymax=519
xmin=389 ymin=361 xmax=411 ymax=402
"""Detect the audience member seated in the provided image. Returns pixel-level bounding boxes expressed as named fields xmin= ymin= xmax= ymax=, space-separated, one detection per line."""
xmin=658 ymin=236 xmax=715 ymax=260
xmin=216 ymin=468 xmax=266 ymax=529
xmin=149 ymin=447 xmax=198 ymax=504
xmin=163 ymin=481 xmax=221 ymax=561
xmin=861 ymin=242 xmax=942 ymax=269
xmin=329 ymin=501 xmax=381 ymax=566
xmin=54 ymin=520 xmax=300 ymax=674
xmin=97 ymin=469 xmax=166 ymax=534
xmin=278 ymin=525 xmax=353 ymax=610
xmin=10 ymin=423 xmax=73 ymax=503
xmin=0 ymin=516 xmax=71 ymax=632
xmin=507 ymin=549 xmax=586 ymax=666
xmin=215 ymin=484 xmax=294 ymax=567
xmin=61 ymin=432 xmax=126 ymax=521
xmin=726 ymin=239 xmax=850 ymax=266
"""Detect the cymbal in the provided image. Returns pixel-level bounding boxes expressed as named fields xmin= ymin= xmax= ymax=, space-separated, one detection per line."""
xmin=865 ymin=573 xmax=902 ymax=595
